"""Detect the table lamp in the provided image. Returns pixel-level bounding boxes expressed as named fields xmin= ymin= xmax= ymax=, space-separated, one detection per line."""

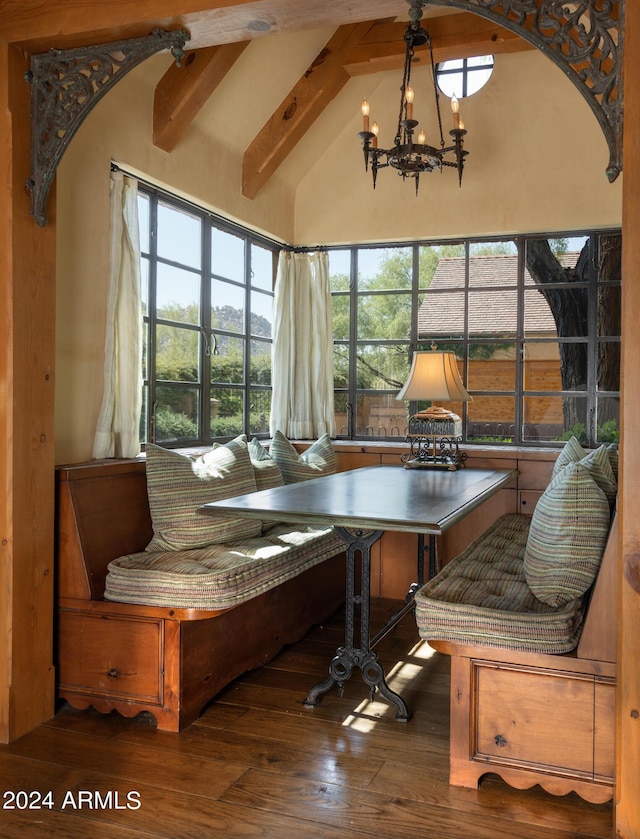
xmin=396 ymin=349 xmax=472 ymax=469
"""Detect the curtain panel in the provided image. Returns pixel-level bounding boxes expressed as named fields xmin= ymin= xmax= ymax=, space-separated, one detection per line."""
xmin=270 ymin=251 xmax=336 ymax=439
xmin=92 ymin=171 xmax=142 ymax=459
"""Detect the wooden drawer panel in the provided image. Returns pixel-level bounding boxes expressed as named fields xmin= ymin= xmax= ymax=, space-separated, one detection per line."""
xmin=594 ymin=679 xmax=616 ymax=780
xmin=518 ymin=490 xmax=542 ymax=515
xmin=517 ymin=458 xmax=555 ymax=490
xmin=475 ymin=664 xmax=595 ymax=775
xmin=58 ymin=610 xmax=164 ymax=703
xmin=335 ymin=452 xmax=381 ymax=471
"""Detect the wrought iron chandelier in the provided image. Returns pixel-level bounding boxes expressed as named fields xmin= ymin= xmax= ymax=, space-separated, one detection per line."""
xmin=358 ymin=0 xmax=468 ymax=194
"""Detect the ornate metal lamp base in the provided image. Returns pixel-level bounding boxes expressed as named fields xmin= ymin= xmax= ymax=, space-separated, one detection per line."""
xmin=401 ymin=407 xmax=467 ymax=470
xmin=402 ymin=437 xmax=467 ymax=470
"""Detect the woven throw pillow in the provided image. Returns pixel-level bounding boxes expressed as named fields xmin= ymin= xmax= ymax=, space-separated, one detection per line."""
xmin=248 ymin=437 xmax=285 ymax=491
xmin=524 ymin=462 xmax=610 ymax=607
xmin=552 ymin=437 xmax=617 ymax=505
xmin=577 ymin=444 xmax=617 ymax=505
xmin=145 ymin=439 xmax=260 ymax=551
xmin=270 ymin=430 xmax=337 ymax=484
xmin=551 ymin=435 xmax=586 ymax=478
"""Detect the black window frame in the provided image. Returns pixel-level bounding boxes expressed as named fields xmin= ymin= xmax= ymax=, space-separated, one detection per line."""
xmin=329 ymin=231 xmax=621 ymax=449
xmin=435 ymin=55 xmax=495 ymax=99
xmin=138 ymin=183 xmax=280 ymax=448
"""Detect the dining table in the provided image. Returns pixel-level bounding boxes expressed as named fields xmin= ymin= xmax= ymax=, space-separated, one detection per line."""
xmin=199 ymin=463 xmax=516 ymax=721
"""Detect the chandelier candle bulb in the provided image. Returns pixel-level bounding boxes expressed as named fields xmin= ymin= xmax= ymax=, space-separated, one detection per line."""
xmin=362 ymin=99 xmax=370 ymax=132
xmin=405 ymin=85 xmax=414 ymax=120
xmin=417 ymin=128 xmax=426 ymax=144
xmin=451 ymin=94 xmax=460 ymax=129
xmin=372 ymin=122 xmax=379 ymax=148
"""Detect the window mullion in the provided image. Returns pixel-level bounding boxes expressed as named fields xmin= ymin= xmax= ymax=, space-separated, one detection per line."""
xmin=515 ymin=237 xmax=525 ymax=446
xmin=147 ymin=192 xmax=159 ymax=444
xmin=586 ymin=234 xmax=599 ymax=446
xmin=244 ymin=236 xmax=252 ymax=437
xmin=201 ymin=218 xmax=212 ymax=445
xmin=348 ymin=248 xmax=358 ymax=438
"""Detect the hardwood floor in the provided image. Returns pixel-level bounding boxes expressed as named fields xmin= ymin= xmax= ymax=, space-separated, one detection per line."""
xmin=0 ymin=600 xmax=613 ymax=838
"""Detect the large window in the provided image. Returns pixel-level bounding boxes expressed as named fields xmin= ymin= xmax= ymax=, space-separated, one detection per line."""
xmin=138 ymin=186 xmax=279 ymax=446
xmin=139 ymin=188 xmax=620 ymax=450
xmin=330 ymin=233 xmax=621 ymax=447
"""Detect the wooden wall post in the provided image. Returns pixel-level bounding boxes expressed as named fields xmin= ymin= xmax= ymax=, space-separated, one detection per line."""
xmin=0 ymin=39 xmax=56 ymax=743
xmin=618 ymin=0 xmax=640 ymax=833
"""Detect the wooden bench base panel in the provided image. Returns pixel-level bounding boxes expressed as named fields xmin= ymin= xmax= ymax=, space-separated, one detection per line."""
xmin=58 ymin=553 xmax=345 ymax=731
xmin=435 ymin=645 xmax=615 ymax=805
xmin=449 ymin=759 xmax=614 ymax=805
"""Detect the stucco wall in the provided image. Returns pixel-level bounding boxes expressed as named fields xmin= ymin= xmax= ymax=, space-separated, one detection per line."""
xmin=292 ymin=49 xmax=622 ymax=244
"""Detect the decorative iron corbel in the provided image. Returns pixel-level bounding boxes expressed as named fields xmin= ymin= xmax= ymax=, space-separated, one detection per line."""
xmin=25 ymin=28 xmax=190 ymax=226
xmin=422 ymin=0 xmax=624 ymax=182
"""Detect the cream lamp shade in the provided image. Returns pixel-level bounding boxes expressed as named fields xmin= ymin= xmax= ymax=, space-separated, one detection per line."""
xmin=396 ymin=350 xmax=471 ymax=403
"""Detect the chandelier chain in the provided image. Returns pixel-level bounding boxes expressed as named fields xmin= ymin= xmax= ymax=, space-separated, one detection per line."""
xmin=396 ymin=40 xmax=415 ymax=145
xmin=428 ymin=34 xmax=446 ymax=150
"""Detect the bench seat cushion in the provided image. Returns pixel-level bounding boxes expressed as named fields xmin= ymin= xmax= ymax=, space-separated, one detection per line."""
xmin=414 ymin=514 xmax=585 ymax=654
xmin=104 ymin=524 xmax=343 ymax=610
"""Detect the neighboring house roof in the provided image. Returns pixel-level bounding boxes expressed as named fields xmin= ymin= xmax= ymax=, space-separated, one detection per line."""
xmin=418 ymin=252 xmax=580 ymax=337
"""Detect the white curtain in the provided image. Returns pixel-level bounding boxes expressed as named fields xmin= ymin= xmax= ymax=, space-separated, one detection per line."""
xmin=92 ymin=171 xmax=142 ymax=459
xmin=270 ymin=251 xmax=336 ymax=439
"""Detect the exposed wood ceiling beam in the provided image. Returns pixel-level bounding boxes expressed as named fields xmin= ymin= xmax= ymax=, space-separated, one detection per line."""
xmin=242 ymin=12 xmax=532 ymax=199
xmin=153 ymin=42 xmax=249 ymax=152
xmin=2 ymin=0 xmax=407 ymax=52
xmin=242 ymin=20 xmax=377 ymax=200
xmin=344 ymin=14 xmax=533 ymax=76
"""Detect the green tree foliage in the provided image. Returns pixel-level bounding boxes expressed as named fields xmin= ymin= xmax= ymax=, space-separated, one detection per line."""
xmin=331 ymin=242 xmax=515 ymax=393
xmin=550 ymin=238 xmax=568 ymax=256
xmin=153 ymin=300 xmax=272 ymax=437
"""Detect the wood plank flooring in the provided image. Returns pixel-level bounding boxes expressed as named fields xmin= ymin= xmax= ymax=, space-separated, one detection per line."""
xmin=0 ymin=600 xmax=613 ymax=838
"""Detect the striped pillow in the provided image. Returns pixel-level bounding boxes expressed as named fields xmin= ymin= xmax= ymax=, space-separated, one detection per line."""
xmin=577 ymin=444 xmax=617 ymax=505
xmin=552 ymin=437 xmax=617 ymax=505
xmin=145 ymin=439 xmax=260 ymax=551
xmin=270 ymin=431 xmax=337 ymax=484
xmin=551 ymin=435 xmax=585 ymax=478
xmin=524 ymin=462 xmax=610 ymax=607
xmin=248 ymin=437 xmax=284 ymax=491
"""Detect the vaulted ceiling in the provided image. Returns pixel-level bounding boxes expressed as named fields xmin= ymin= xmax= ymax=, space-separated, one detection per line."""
xmin=3 ymin=1 xmax=533 ymax=201
xmin=150 ymin=5 xmax=531 ymax=198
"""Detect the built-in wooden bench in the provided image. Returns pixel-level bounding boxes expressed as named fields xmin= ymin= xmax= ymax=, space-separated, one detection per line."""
xmin=419 ymin=513 xmax=617 ymax=804
xmin=55 ymin=458 xmax=346 ymax=731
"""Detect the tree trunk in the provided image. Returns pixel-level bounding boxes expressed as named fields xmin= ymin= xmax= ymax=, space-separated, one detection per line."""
xmin=525 ymin=236 xmax=621 ymax=438
xmin=525 ymin=239 xmax=588 ymax=432
xmin=597 ymin=235 xmax=622 ymax=426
